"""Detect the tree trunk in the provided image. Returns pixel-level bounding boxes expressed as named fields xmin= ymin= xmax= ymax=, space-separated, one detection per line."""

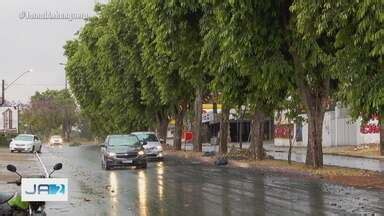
xmin=174 ymin=111 xmax=184 ymax=151
xmin=193 ymin=88 xmax=203 ymax=152
xmin=305 ymin=100 xmax=325 ymax=168
xmin=288 ymin=124 xmax=293 ymax=165
xmin=239 ymin=119 xmax=242 ymax=149
xmin=291 ymin=51 xmax=328 ymax=168
xmin=380 ymin=119 xmax=384 ymax=156
xmin=250 ymin=110 xmax=265 ymax=160
xmin=156 ymin=111 xmax=169 ymax=145
xmin=62 ymin=119 xmax=70 ymax=142
xmin=219 ymin=105 xmax=230 ymax=154
xmin=66 ymin=126 xmax=71 ymax=142
xmin=239 ymin=107 xmax=245 ymax=149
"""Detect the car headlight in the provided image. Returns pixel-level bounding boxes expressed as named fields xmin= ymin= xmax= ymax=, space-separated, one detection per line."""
xmin=138 ymin=150 xmax=145 ymax=156
xmin=107 ymin=152 xmax=116 ymax=157
xmin=157 ymin=146 xmax=163 ymax=151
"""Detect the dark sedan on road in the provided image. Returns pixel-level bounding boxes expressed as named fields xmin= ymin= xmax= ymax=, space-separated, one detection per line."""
xmin=101 ymin=134 xmax=147 ymax=170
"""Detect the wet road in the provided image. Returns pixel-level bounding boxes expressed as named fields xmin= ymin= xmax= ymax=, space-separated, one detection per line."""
xmin=39 ymin=144 xmax=384 ymax=216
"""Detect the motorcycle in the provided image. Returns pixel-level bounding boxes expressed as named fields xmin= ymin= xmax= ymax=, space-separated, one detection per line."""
xmin=0 ymin=163 xmax=63 ymax=216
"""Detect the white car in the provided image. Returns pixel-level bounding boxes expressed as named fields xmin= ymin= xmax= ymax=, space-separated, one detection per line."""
xmin=9 ymin=134 xmax=42 ymax=153
xmin=49 ymin=135 xmax=64 ymax=145
xmin=131 ymin=132 xmax=164 ymax=160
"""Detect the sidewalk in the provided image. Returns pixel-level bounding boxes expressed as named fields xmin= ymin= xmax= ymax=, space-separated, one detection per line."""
xmin=176 ymin=142 xmax=384 ymax=172
xmin=0 ymin=147 xmax=42 ymax=193
xmin=166 ymin=150 xmax=384 ymax=190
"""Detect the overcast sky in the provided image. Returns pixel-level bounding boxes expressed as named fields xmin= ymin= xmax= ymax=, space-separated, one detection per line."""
xmin=0 ymin=0 xmax=107 ymax=103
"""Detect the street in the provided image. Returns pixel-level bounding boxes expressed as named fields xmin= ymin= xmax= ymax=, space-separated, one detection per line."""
xmin=1 ymin=145 xmax=382 ymax=215
xmin=1 ymin=1 xmax=383 ymax=215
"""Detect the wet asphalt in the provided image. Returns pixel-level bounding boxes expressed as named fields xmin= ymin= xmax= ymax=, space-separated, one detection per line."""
xmin=36 ymin=144 xmax=384 ymax=216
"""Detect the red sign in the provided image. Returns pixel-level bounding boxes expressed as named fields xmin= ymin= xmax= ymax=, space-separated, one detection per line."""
xmin=360 ymin=123 xmax=380 ymax=134
xmin=274 ymin=124 xmax=294 ymax=139
xmin=183 ymin=131 xmax=193 ymax=141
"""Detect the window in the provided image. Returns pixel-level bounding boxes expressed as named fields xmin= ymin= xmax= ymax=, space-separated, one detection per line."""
xmin=296 ymin=122 xmax=303 ymax=142
xmin=134 ymin=133 xmax=158 ymax=142
xmin=108 ymin=135 xmax=140 ymax=147
xmin=15 ymin=135 xmax=33 ymax=141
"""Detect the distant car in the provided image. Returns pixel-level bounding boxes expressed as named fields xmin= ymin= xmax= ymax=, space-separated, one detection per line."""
xmin=131 ymin=132 xmax=164 ymax=160
xmin=49 ymin=135 xmax=63 ymax=145
xmin=101 ymin=134 xmax=147 ymax=170
xmin=9 ymin=134 xmax=42 ymax=153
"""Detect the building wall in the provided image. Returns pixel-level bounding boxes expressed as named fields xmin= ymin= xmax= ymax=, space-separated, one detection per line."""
xmin=0 ymin=106 xmax=18 ymax=133
xmin=274 ymin=106 xmax=380 ymax=147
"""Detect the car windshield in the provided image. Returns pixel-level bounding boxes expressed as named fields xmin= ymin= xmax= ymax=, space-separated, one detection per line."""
xmin=134 ymin=133 xmax=158 ymax=142
xmin=52 ymin=136 xmax=62 ymax=139
xmin=108 ymin=135 xmax=139 ymax=146
xmin=15 ymin=135 xmax=33 ymax=141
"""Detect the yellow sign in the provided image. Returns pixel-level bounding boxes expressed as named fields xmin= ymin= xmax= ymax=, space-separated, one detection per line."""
xmin=202 ymin=104 xmax=222 ymax=110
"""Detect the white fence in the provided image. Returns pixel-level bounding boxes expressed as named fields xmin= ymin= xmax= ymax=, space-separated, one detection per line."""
xmin=275 ymin=106 xmax=379 ymax=147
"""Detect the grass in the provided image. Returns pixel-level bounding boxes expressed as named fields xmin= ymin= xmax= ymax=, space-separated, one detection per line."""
xmin=324 ymin=143 xmax=383 ymax=158
xmin=241 ymin=159 xmax=375 ymax=177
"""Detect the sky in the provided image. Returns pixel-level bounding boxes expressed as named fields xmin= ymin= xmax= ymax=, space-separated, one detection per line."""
xmin=0 ymin=0 xmax=108 ymax=103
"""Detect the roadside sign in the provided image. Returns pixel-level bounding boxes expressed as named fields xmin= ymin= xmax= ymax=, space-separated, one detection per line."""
xmin=21 ymin=178 xmax=68 ymax=202
xmin=183 ymin=131 xmax=193 ymax=142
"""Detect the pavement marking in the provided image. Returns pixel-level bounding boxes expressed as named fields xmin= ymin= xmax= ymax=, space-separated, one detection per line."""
xmin=35 ymin=152 xmax=49 ymax=178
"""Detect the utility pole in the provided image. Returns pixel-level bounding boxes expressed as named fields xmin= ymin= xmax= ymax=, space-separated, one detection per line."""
xmin=60 ymin=62 xmax=69 ymax=141
xmin=0 ymin=80 xmax=4 ymax=106
xmin=1 ymin=69 xmax=32 ymax=106
xmin=59 ymin=63 xmax=68 ymax=90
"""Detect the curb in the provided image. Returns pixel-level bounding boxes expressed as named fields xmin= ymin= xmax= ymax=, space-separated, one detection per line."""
xmin=266 ymin=149 xmax=384 ymax=161
xmin=323 ymin=152 xmax=384 ymax=161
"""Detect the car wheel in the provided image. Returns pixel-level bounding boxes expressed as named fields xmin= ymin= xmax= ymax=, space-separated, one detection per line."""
xmin=102 ymin=158 xmax=111 ymax=170
xmin=37 ymin=146 xmax=42 ymax=153
xmin=10 ymin=150 xmax=14 ymax=153
xmin=30 ymin=146 xmax=35 ymax=153
xmin=136 ymin=162 xmax=147 ymax=169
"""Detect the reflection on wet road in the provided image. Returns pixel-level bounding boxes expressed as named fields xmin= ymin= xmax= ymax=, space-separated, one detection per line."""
xmin=41 ymin=145 xmax=384 ymax=216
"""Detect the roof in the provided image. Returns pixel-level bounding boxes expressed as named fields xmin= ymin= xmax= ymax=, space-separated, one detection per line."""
xmin=131 ymin=131 xmax=156 ymax=135
xmin=108 ymin=134 xmax=136 ymax=137
xmin=17 ymin=134 xmax=34 ymax=136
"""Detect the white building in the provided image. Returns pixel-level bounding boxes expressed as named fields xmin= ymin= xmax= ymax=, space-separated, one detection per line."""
xmin=274 ymin=105 xmax=380 ymax=147
xmin=0 ymin=106 xmax=19 ymax=134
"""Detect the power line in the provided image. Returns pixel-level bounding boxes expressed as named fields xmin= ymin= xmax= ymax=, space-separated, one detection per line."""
xmin=9 ymin=83 xmax=65 ymax=87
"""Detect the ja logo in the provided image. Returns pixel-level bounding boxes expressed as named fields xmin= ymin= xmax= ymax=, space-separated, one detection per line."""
xmin=25 ymin=184 xmax=65 ymax=195
xmin=22 ymin=178 xmax=68 ymax=201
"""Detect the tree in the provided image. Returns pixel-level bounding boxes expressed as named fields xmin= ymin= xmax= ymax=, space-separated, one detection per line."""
xmin=292 ymin=0 xmax=384 ymax=155
xmin=21 ymin=89 xmax=78 ymax=140
xmin=201 ymin=0 xmax=341 ymax=167
xmin=278 ymin=1 xmax=337 ymax=168
xmin=102 ymin=0 xmax=172 ymax=142
xmin=201 ymin=1 xmax=290 ymax=159
xmin=127 ymin=0 xmax=197 ymax=150
xmin=65 ymin=3 xmax=150 ymax=137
